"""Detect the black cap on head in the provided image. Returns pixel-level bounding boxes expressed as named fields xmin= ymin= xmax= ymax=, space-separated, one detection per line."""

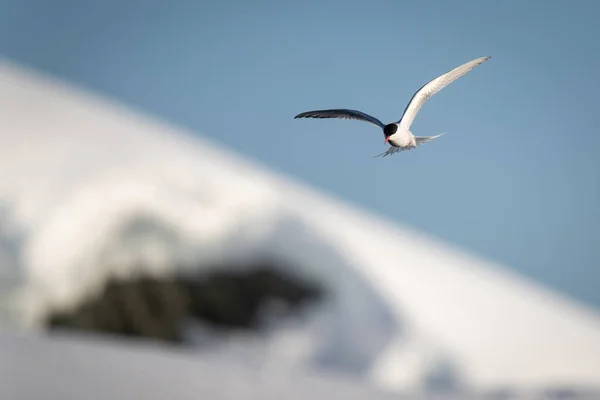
xmin=383 ymin=123 xmax=398 ymax=137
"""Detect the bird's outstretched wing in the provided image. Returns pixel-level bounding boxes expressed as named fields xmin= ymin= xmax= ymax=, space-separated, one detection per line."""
xmin=294 ymin=109 xmax=385 ymax=129
xmin=397 ymin=56 xmax=491 ymax=130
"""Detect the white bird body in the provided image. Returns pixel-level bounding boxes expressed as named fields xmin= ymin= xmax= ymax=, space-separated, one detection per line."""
xmin=387 ymin=125 xmax=414 ymax=148
xmin=294 ymin=56 xmax=491 ymax=157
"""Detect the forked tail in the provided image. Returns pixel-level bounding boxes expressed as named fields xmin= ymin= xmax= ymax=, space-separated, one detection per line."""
xmin=415 ymin=133 xmax=447 ymax=146
xmin=373 ymin=133 xmax=447 ymax=158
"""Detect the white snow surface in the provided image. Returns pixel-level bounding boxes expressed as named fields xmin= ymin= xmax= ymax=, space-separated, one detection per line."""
xmin=0 ymin=330 xmax=403 ymax=400
xmin=1 ymin=57 xmax=600 ymax=394
xmin=5 ymin=330 xmax=600 ymax=400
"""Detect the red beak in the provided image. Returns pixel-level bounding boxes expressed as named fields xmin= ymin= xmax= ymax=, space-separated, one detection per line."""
xmin=384 ymin=137 xmax=389 ymax=144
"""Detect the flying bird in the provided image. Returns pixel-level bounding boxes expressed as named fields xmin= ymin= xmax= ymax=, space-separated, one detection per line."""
xmin=294 ymin=56 xmax=491 ymax=157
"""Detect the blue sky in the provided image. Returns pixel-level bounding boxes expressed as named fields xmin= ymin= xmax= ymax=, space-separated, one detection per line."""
xmin=1 ymin=0 xmax=599 ymax=308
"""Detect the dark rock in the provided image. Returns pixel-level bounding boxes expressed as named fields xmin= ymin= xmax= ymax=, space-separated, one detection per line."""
xmin=45 ymin=259 xmax=324 ymax=345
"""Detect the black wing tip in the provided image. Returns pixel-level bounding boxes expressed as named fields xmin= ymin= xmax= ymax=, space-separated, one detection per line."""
xmin=294 ymin=111 xmax=312 ymax=119
xmin=294 ymin=110 xmax=325 ymax=119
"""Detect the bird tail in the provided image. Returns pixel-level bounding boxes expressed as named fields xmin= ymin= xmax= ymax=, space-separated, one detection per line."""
xmin=373 ymin=133 xmax=447 ymax=158
xmin=415 ymin=133 xmax=447 ymax=146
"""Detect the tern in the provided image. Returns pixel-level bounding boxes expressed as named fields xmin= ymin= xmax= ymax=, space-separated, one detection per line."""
xmin=294 ymin=56 xmax=491 ymax=157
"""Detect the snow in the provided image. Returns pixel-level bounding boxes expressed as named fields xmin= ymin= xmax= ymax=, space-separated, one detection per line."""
xmin=0 ymin=330 xmax=402 ymax=400
xmin=1 ymin=57 xmax=600 ymax=394
xmin=2 ymin=330 xmax=599 ymax=400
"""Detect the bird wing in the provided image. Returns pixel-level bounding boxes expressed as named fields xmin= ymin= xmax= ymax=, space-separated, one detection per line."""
xmin=397 ymin=56 xmax=491 ymax=130
xmin=294 ymin=109 xmax=385 ymax=129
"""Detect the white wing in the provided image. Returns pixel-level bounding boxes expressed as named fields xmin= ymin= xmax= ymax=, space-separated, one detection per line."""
xmin=397 ymin=56 xmax=491 ymax=130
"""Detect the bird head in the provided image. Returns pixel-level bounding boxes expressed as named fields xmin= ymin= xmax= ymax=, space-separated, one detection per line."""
xmin=383 ymin=123 xmax=398 ymax=144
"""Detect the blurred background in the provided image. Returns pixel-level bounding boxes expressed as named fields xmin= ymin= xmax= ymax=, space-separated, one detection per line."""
xmin=1 ymin=1 xmax=600 ymax=399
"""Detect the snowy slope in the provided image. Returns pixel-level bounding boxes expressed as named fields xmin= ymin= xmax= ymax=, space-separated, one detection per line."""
xmin=4 ymin=331 xmax=600 ymax=400
xmin=1 ymin=57 xmax=600 ymax=394
xmin=0 ymin=330 xmax=403 ymax=400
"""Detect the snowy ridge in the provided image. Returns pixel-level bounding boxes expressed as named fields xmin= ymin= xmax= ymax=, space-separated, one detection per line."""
xmin=1 ymin=57 xmax=600 ymax=394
